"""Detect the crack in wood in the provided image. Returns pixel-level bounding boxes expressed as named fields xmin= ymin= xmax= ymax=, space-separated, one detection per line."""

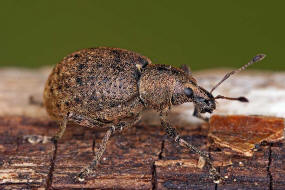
xmin=158 ymin=139 xmax=165 ymax=160
xmin=152 ymin=138 xmax=165 ymax=190
xmin=15 ymin=136 xmax=21 ymax=152
xmin=267 ymin=143 xmax=273 ymax=190
xmin=45 ymin=139 xmax=58 ymax=190
xmin=151 ymin=162 xmax=157 ymax=190
xmin=0 ymin=182 xmax=40 ymax=188
xmin=92 ymin=135 xmax=96 ymax=156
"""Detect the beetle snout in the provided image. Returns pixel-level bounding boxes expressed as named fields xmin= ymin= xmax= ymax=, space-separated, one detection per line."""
xmin=208 ymin=99 xmax=216 ymax=110
xmin=195 ymin=97 xmax=216 ymax=113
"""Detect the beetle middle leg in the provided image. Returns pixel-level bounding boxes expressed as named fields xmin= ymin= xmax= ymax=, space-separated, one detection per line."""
xmin=160 ymin=110 xmax=223 ymax=183
xmin=76 ymin=115 xmax=141 ymax=182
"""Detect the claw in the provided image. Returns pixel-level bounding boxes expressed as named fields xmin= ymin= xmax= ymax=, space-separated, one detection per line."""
xmin=209 ymin=167 xmax=225 ymax=184
xmin=75 ymin=168 xmax=91 ymax=183
xmin=73 ymin=174 xmax=86 ymax=183
xmin=77 ymin=176 xmax=85 ymax=182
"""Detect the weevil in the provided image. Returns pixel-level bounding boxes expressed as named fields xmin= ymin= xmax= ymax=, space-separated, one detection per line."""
xmin=44 ymin=47 xmax=265 ymax=188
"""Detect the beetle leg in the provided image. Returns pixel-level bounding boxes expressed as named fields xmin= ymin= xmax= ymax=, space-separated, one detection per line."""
xmin=46 ymin=113 xmax=106 ymax=188
xmin=76 ymin=115 xmax=141 ymax=182
xmin=160 ymin=111 xmax=223 ymax=183
xmin=76 ymin=126 xmax=114 ymax=182
xmin=46 ymin=118 xmax=67 ymax=189
xmin=193 ymin=106 xmax=209 ymax=122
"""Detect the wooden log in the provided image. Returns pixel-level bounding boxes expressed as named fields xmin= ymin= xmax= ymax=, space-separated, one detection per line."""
xmin=1 ymin=116 xmax=283 ymax=189
xmin=0 ymin=68 xmax=284 ymax=189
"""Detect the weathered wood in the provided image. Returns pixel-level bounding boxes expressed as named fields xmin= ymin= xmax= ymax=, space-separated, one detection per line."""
xmin=0 ymin=116 xmax=283 ymax=189
xmin=0 ymin=116 xmax=163 ymax=189
xmin=0 ymin=117 xmax=285 ymax=189
xmin=0 ymin=68 xmax=284 ymax=189
xmin=209 ymin=115 xmax=284 ymax=157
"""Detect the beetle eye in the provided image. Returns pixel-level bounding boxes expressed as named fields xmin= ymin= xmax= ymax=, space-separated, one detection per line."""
xmin=184 ymin=88 xmax=194 ymax=98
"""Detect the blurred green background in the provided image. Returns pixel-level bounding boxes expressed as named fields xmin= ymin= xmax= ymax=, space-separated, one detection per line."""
xmin=0 ymin=0 xmax=284 ymax=70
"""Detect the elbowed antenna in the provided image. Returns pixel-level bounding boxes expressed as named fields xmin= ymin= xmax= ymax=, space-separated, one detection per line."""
xmin=210 ymin=54 xmax=266 ymax=93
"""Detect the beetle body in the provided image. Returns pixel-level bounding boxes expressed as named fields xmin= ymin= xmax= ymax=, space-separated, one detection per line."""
xmin=44 ymin=47 xmax=215 ymax=127
xmin=45 ymin=47 xmax=263 ymax=186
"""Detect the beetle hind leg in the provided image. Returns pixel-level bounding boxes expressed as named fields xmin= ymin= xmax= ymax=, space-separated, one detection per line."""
xmin=46 ymin=113 xmax=104 ymax=188
xmin=75 ymin=115 xmax=141 ymax=182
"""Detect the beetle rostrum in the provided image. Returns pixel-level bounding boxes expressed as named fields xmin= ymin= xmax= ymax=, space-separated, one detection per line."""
xmin=44 ymin=47 xmax=265 ymax=188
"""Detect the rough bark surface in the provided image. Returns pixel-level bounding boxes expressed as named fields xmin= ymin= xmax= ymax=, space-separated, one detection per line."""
xmin=0 ymin=68 xmax=284 ymax=189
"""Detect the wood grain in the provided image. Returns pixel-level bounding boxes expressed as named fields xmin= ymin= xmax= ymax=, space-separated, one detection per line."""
xmin=0 ymin=116 xmax=283 ymax=189
xmin=0 ymin=68 xmax=284 ymax=189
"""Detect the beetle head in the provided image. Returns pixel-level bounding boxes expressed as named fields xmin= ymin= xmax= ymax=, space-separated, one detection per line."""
xmin=174 ymin=54 xmax=266 ymax=114
xmin=172 ymin=79 xmax=216 ymax=114
xmin=184 ymin=84 xmax=216 ymax=113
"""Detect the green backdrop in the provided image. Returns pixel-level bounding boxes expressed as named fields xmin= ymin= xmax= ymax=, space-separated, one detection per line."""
xmin=0 ymin=0 xmax=284 ymax=70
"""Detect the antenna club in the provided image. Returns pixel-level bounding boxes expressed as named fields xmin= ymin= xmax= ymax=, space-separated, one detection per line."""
xmin=238 ymin=96 xmax=249 ymax=102
xmin=253 ymin=54 xmax=266 ymax=62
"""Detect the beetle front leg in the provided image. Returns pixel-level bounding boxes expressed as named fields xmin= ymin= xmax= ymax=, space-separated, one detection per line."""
xmin=160 ymin=111 xmax=223 ymax=183
xmin=193 ymin=105 xmax=209 ymax=122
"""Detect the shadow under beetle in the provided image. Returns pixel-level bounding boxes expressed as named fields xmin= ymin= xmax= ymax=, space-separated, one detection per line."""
xmin=44 ymin=47 xmax=265 ymax=188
